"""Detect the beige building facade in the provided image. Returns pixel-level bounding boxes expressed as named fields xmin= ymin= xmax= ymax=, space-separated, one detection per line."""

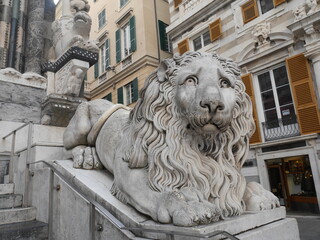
xmin=80 ymin=0 xmax=172 ymax=106
xmin=167 ymin=0 xmax=320 ymax=213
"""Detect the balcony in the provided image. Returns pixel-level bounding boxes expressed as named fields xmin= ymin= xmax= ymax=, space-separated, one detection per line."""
xmin=183 ymin=0 xmax=204 ymax=13
xmin=261 ymin=116 xmax=300 ymax=141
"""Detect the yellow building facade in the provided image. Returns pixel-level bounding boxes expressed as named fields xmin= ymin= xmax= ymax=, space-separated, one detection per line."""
xmin=80 ymin=0 xmax=172 ymax=106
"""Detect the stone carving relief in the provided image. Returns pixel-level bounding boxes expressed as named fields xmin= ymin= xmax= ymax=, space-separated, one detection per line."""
xmin=51 ymin=0 xmax=98 ymax=59
xmin=293 ymin=0 xmax=319 ymax=21
xmin=63 ymin=52 xmax=280 ymax=226
xmin=55 ymin=59 xmax=88 ymax=96
xmin=293 ymin=4 xmax=307 ymax=21
xmin=252 ymin=22 xmax=271 ymax=46
xmin=306 ymin=0 xmax=319 ymax=15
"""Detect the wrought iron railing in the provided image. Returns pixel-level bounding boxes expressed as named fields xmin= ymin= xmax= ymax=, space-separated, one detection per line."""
xmin=261 ymin=116 xmax=300 ymax=141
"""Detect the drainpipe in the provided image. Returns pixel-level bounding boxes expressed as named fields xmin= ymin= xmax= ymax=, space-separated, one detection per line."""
xmin=7 ymin=0 xmax=20 ymax=68
xmin=154 ymin=0 xmax=161 ymax=63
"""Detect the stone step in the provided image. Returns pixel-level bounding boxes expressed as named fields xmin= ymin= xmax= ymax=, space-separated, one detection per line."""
xmin=0 ymin=207 xmax=36 ymax=225
xmin=0 ymin=220 xmax=48 ymax=240
xmin=0 ymin=184 xmax=14 ymax=195
xmin=0 ymin=194 xmax=22 ymax=209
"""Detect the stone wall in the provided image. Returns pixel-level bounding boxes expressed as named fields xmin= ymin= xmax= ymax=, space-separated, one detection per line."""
xmin=0 ymin=81 xmax=46 ymax=123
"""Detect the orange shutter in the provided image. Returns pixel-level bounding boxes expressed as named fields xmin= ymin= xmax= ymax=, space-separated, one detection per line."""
xmin=177 ymin=39 xmax=189 ymax=55
xmin=209 ymin=18 xmax=222 ymax=42
xmin=241 ymin=74 xmax=262 ymax=144
xmin=174 ymin=0 xmax=182 ymax=8
xmin=273 ymin=0 xmax=286 ymax=7
xmin=241 ymin=0 xmax=259 ymax=24
xmin=286 ymin=54 xmax=320 ymax=135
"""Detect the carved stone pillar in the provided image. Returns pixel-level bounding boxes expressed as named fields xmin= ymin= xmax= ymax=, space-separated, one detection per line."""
xmin=24 ymin=0 xmax=45 ymax=74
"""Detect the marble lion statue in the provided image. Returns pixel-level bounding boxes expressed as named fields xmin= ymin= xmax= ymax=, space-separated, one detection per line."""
xmin=63 ymin=52 xmax=280 ymax=226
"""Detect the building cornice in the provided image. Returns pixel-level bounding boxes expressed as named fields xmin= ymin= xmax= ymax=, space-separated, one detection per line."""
xmin=88 ymin=55 xmax=159 ymax=98
xmin=167 ymin=0 xmax=234 ymax=39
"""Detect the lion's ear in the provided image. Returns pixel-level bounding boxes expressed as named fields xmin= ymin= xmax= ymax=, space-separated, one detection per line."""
xmin=157 ymin=59 xmax=171 ymax=82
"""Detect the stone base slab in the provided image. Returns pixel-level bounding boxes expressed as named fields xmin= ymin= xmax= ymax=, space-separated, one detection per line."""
xmin=41 ymin=94 xmax=87 ymax=127
xmin=50 ymin=160 xmax=300 ymax=240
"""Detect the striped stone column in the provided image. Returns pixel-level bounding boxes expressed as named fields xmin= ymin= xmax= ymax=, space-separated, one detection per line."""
xmin=0 ymin=0 xmax=12 ymax=69
xmin=24 ymin=0 xmax=45 ymax=74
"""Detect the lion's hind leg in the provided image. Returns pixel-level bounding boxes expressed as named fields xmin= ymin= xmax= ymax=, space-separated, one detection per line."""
xmin=71 ymin=146 xmax=103 ymax=169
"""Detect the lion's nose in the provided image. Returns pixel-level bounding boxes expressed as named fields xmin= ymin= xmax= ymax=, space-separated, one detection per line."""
xmin=200 ymin=100 xmax=225 ymax=113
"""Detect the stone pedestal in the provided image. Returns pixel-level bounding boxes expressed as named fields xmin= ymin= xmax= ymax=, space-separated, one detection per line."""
xmin=41 ymin=94 xmax=86 ymax=127
xmin=44 ymin=160 xmax=300 ymax=240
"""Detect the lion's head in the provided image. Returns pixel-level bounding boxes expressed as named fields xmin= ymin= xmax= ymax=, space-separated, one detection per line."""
xmin=122 ymin=52 xmax=255 ymax=218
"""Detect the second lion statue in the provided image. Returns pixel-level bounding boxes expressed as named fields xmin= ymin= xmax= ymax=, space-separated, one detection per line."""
xmin=63 ymin=52 xmax=280 ymax=226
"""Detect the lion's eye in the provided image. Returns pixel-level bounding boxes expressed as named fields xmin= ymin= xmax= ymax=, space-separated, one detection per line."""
xmin=184 ymin=76 xmax=197 ymax=86
xmin=219 ymin=78 xmax=230 ymax=88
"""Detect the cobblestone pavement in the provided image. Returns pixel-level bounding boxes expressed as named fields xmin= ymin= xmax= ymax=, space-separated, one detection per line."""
xmin=287 ymin=212 xmax=320 ymax=240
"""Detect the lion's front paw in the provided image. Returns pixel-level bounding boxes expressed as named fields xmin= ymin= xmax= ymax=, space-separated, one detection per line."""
xmin=72 ymin=146 xmax=103 ymax=170
xmin=243 ymin=182 xmax=280 ymax=211
xmin=157 ymin=188 xmax=220 ymax=226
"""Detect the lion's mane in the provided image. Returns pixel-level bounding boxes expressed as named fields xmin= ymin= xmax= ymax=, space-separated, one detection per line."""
xmin=121 ymin=52 xmax=255 ymax=217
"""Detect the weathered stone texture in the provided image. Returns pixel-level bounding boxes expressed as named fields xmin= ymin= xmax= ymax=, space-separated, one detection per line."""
xmin=0 ymin=81 xmax=45 ymax=123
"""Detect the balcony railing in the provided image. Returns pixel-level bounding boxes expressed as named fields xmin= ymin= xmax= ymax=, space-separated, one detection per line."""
xmin=261 ymin=116 xmax=300 ymax=141
xmin=183 ymin=0 xmax=203 ymax=13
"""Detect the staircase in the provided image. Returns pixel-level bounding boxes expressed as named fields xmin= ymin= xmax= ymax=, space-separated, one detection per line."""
xmin=0 ymin=183 xmax=48 ymax=240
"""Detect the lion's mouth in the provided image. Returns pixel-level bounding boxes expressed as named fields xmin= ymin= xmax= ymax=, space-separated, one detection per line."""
xmin=74 ymin=12 xmax=89 ymax=24
xmin=187 ymin=121 xmax=223 ymax=134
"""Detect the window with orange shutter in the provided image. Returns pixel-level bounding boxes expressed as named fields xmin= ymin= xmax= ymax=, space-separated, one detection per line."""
xmin=241 ymin=74 xmax=262 ymax=144
xmin=286 ymin=54 xmax=320 ymax=135
xmin=174 ymin=0 xmax=182 ymax=9
xmin=241 ymin=0 xmax=286 ymax=24
xmin=209 ymin=18 xmax=222 ymax=42
xmin=241 ymin=0 xmax=259 ymax=24
xmin=177 ymin=39 xmax=189 ymax=55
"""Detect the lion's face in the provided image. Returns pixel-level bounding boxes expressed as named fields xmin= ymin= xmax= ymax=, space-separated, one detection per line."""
xmin=174 ymin=57 xmax=236 ymax=136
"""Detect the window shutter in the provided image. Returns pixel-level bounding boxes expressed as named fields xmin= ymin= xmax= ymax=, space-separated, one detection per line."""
xmin=117 ymin=87 xmax=123 ymax=104
xmin=116 ymin=29 xmax=121 ymax=63
xmin=241 ymin=74 xmax=262 ymax=144
xmin=130 ymin=16 xmax=136 ymax=52
xmin=273 ymin=0 xmax=286 ymax=7
xmin=105 ymin=39 xmax=110 ymax=69
xmin=132 ymin=78 xmax=139 ymax=102
xmin=286 ymin=54 xmax=320 ymax=135
xmin=174 ymin=0 xmax=182 ymax=8
xmin=177 ymin=39 xmax=189 ymax=55
xmin=104 ymin=93 xmax=112 ymax=102
xmin=241 ymin=0 xmax=259 ymax=24
xmin=158 ymin=20 xmax=169 ymax=52
xmin=209 ymin=18 xmax=222 ymax=42
xmin=94 ymin=62 xmax=99 ymax=78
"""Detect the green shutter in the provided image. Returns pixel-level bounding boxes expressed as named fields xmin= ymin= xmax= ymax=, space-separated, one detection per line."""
xmin=94 ymin=62 xmax=99 ymax=78
xmin=116 ymin=29 xmax=121 ymax=63
xmin=130 ymin=16 xmax=136 ymax=52
xmin=158 ymin=20 xmax=169 ymax=52
xmin=117 ymin=87 xmax=123 ymax=104
xmin=104 ymin=93 xmax=112 ymax=102
xmin=105 ymin=39 xmax=110 ymax=69
xmin=132 ymin=78 xmax=138 ymax=102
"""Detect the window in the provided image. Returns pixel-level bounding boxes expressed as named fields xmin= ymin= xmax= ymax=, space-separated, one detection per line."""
xmin=257 ymin=65 xmax=296 ymax=128
xmin=117 ymin=78 xmax=138 ymax=105
xmin=177 ymin=39 xmax=189 ymax=55
xmin=158 ymin=20 xmax=170 ymax=52
xmin=174 ymin=0 xmax=182 ymax=8
xmin=103 ymin=93 xmax=112 ymax=102
xmin=116 ymin=16 xmax=136 ymax=63
xmin=120 ymin=0 xmax=129 ymax=8
xmin=193 ymin=31 xmax=211 ymax=51
xmin=99 ymin=39 xmax=110 ymax=73
xmin=98 ymin=9 xmax=106 ymax=29
xmin=241 ymin=0 xmax=286 ymax=24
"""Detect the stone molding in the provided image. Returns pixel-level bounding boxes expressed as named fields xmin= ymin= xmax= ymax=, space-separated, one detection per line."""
xmin=0 ymin=67 xmax=46 ymax=89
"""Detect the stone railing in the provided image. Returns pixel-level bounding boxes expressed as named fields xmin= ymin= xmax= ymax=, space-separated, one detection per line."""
xmin=183 ymin=0 xmax=204 ymax=13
